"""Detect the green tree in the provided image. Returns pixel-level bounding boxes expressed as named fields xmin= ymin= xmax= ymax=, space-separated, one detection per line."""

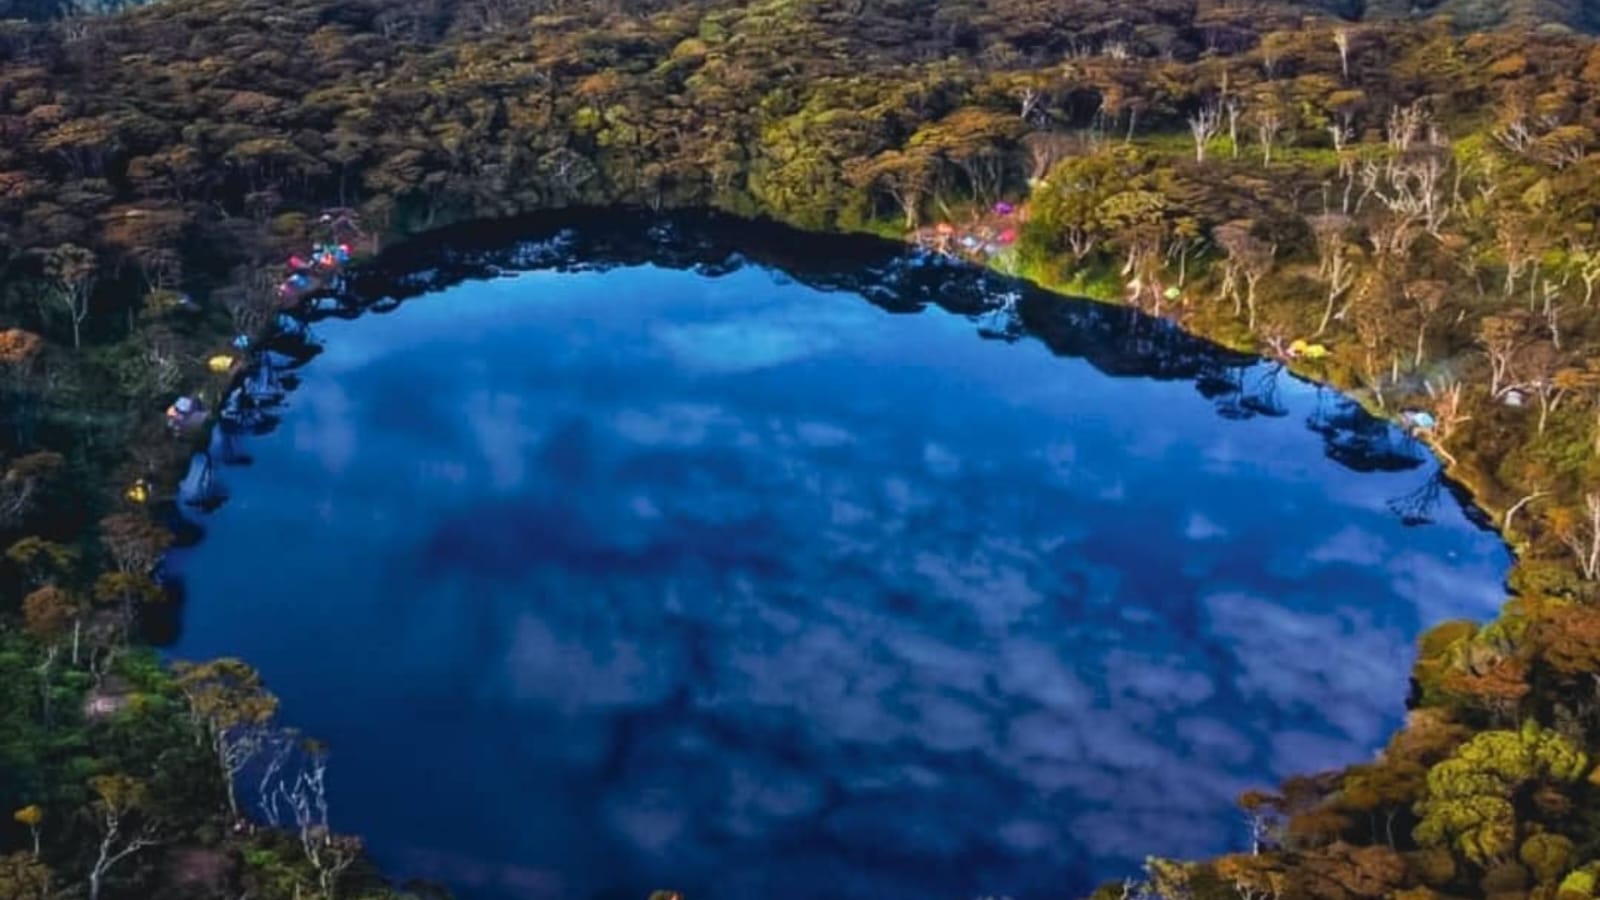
xmin=1213 ymin=219 xmax=1276 ymax=329
xmin=98 ymin=514 xmax=171 ymax=577
xmin=1414 ymin=722 xmax=1588 ymax=867
xmin=10 ymin=806 xmax=42 ymax=859
xmin=173 ymin=659 xmax=280 ymax=819
xmin=0 ymin=454 xmax=64 ymax=529
xmin=85 ymin=775 xmax=160 ymax=900
xmin=906 ymin=107 xmax=1023 ymax=210
xmin=1520 ymin=832 xmax=1574 ymax=884
xmin=19 ymin=584 xmax=86 ymax=724
xmin=1101 ymin=187 xmax=1171 ymax=307
xmin=4 ymin=537 xmax=78 ymax=588
xmin=1029 ymin=146 xmax=1152 ymax=262
xmin=1341 ymin=759 xmax=1426 ymax=848
xmin=39 ymin=244 xmax=96 ymax=351
xmin=92 ymin=571 xmax=164 ymax=640
xmin=844 ymin=149 xmax=934 ymax=229
xmin=0 ymin=852 xmax=51 ymax=900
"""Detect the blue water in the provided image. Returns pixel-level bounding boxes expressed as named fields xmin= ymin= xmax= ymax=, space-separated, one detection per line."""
xmin=167 ymin=228 xmax=1509 ymax=900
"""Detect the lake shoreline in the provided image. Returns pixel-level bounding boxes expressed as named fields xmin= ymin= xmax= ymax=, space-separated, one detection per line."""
xmin=230 ymin=204 xmax=1518 ymax=546
xmin=164 ymin=222 xmax=1509 ymax=899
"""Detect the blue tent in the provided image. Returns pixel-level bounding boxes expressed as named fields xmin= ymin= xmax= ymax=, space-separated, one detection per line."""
xmin=1403 ymin=410 xmax=1437 ymax=430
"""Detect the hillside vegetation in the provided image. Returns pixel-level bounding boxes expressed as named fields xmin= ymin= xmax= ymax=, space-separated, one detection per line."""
xmin=10 ymin=0 xmax=1600 ymax=34
xmin=8 ymin=0 xmax=1600 ymax=898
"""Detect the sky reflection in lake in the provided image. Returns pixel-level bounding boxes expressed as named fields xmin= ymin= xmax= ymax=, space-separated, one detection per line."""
xmin=168 ymin=247 xmax=1509 ymax=900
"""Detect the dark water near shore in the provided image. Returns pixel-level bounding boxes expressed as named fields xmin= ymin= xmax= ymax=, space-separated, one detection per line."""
xmin=166 ymin=220 xmax=1509 ymax=900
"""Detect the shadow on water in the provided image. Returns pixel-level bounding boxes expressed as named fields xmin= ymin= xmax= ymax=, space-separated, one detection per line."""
xmin=161 ymin=210 xmax=1487 ymax=544
xmin=153 ymin=207 xmax=1496 ymax=661
xmin=351 ymin=212 xmax=1453 ymax=484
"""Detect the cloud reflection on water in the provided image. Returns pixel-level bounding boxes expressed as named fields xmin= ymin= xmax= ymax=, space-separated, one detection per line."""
xmin=171 ymin=260 xmax=1509 ymax=900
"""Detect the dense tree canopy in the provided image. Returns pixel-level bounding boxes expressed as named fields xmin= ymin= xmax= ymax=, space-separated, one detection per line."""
xmin=10 ymin=0 xmax=1600 ymax=897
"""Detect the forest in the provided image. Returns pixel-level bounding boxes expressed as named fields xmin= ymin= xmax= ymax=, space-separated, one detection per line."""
xmin=7 ymin=0 xmax=1600 ymax=895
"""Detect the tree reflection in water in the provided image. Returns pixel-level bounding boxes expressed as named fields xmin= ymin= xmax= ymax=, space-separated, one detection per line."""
xmin=204 ymin=211 xmax=1453 ymax=532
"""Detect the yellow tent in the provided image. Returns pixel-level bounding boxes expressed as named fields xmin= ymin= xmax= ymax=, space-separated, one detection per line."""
xmin=207 ymin=354 xmax=235 ymax=373
xmin=125 ymin=480 xmax=149 ymax=504
xmin=1288 ymin=339 xmax=1330 ymax=360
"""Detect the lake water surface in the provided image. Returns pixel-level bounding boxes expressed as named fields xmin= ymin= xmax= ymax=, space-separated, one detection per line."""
xmin=166 ymin=220 xmax=1510 ymax=900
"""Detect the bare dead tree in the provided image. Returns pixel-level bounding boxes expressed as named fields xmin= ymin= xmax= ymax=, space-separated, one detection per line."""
xmin=1328 ymin=122 xmax=1352 ymax=156
xmin=1189 ymin=100 xmax=1223 ymax=163
xmin=316 ymin=836 xmax=361 ymax=900
xmin=1569 ymin=243 xmax=1600 ymax=306
xmin=0 ymin=455 xmax=60 ymax=528
xmin=1532 ymin=126 xmax=1593 ymax=170
xmin=276 ymin=742 xmax=357 ymax=899
xmin=1387 ymin=102 xmax=1428 ymax=154
xmin=1405 ymin=279 xmax=1447 ymax=367
xmin=1309 ymin=213 xmax=1359 ymax=335
xmin=1541 ymin=278 xmax=1565 ymax=350
xmin=1426 ymin=377 xmax=1472 ymax=445
xmin=1022 ymin=131 xmax=1075 ymax=183
xmin=256 ymin=729 xmax=301 ymax=828
xmin=1166 ymin=227 xmax=1206 ymax=288
xmin=281 ymin=751 xmax=330 ymax=853
xmin=1214 ymin=221 xmax=1276 ymax=329
xmin=86 ymin=777 xmax=162 ymax=900
xmin=1255 ymin=104 xmax=1284 ymax=166
xmin=1361 ymin=148 xmax=1451 ymax=239
xmin=1366 ymin=207 xmax=1422 ymax=262
xmin=1479 ymin=312 xmax=1534 ymax=399
xmin=1350 ymin=280 xmax=1392 ymax=409
xmin=1493 ymin=116 xmax=1536 ymax=155
xmin=1403 ymin=152 xmax=1450 ymax=236
xmin=1495 ymin=212 xmax=1546 ymax=299
xmin=1504 ymin=490 xmax=1548 ymax=532
xmin=1018 ymin=86 xmax=1046 ymax=125
xmin=41 ymin=244 xmax=95 ymax=352
xmin=1336 ymin=146 xmax=1360 ymax=214
xmin=1559 ymin=492 xmax=1600 ymax=580
xmin=1521 ymin=340 xmax=1570 ymax=435
xmin=1226 ymin=97 xmax=1243 ymax=159
xmin=84 ymin=613 xmax=123 ymax=690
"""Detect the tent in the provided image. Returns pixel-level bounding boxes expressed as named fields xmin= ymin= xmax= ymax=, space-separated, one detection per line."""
xmin=1288 ymin=339 xmax=1330 ymax=360
xmin=166 ymin=395 xmax=206 ymax=431
xmin=1402 ymin=410 xmax=1438 ymax=431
